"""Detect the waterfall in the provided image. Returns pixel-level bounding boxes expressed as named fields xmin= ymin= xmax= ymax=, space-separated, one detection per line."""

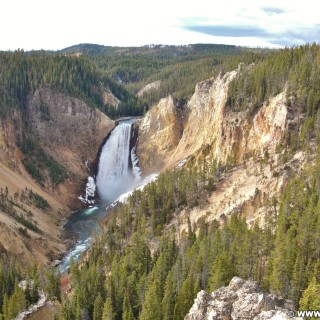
xmin=96 ymin=122 xmax=136 ymax=202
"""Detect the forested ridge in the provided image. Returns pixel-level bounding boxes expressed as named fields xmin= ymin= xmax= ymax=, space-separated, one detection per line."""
xmin=0 ymin=253 xmax=60 ymax=320
xmin=86 ymin=44 xmax=266 ymax=108
xmin=0 ymin=50 xmax=143 ymax=117
xmin=227 ymin=44 xmax=320 ymax=143
xmin=0 ymin=46 xmax=265 ymax=185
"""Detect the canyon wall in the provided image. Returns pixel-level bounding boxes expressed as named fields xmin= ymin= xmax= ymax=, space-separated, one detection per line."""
xmin=0 ymin=88 xmax=114 ymax=262
xmin=138 ymin=70 xmax=297 ymax=172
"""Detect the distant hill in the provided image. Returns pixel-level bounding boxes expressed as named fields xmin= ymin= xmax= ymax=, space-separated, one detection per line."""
xmin=60 ymin=43 xmax=243 ymax=57
xmin=59 ymin=43 xmax=117 ymax=56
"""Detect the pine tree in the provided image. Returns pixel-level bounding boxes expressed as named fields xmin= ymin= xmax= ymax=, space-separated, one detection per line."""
xmin=300 ymin=277 xmax=320 ymax=310
xmin=139 ymin=279 xmax=162 ymax=320
xmin=74 ymin=296 xmax=81 ymax=320
xmin=123 ymin=295 xmax=135 ymax=320
xmin=93 ymin=294 xmax=104 ymax=320
xmin=45 ymin=267 xmax=61 ymax=301
xmin=162 ymin=270 xmax=177 ymax=320
xmin=2 ymin=294 xmax=8 ymax=320
xmin=208 ymin=251 xmax=234 ymax=291
xmin=102 ymin=298 xmax=114 ymax=320
xmin=291 ymin=253 xmax=306 ymax=307
xmin=7 ymin=284 xmax=26 ymax=319
xmin=174 ymin=276 xmax=195 ymax=320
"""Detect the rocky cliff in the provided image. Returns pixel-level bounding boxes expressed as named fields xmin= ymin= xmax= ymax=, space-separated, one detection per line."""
xmin=137 ymin=69 xmax=298 ymax=171
xmin=137 ymin=69 xmax=303 ymax=230
xmin=0 ymin=88 xmax=114 ymax=262
xmin=0 ymin=114 xmax=66 ymax=263
xmin=185 ymin=277 xmax=302 ymax=320
xmin=26 ymin=87 xmax=114 ymax=206
xmin=137 ymin=95 xmax=184 ymax=174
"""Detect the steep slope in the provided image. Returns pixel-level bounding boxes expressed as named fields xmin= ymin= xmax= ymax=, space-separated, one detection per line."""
xmin=137 ymin=95 xmax=184 ymax=173
xmin=50 ymin=45 xmax=320 ymax=320
xmin=0 ymin=89 xmax=114 ymax=263
xmin=170 ymin=73 xmax=292 ymax=165
xmin=26 ymin=87 xmax=114 ymax=206
xmin=137 ymin=67 xmax=303 ymax=231
xmin=137 ymin=69 xmax=297 ymax=172
xmin=0 ymin=112 xmax=65 ymax=263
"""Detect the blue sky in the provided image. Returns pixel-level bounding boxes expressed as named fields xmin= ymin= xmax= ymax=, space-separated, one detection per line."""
xmin=1 ymin=0 xmax=320 ymax=50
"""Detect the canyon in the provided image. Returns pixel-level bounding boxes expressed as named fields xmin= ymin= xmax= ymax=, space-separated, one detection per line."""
xmin=1 ymin=44 xmax=318 ymax=320
xmin=0 ymin=66 xmax=304 ymax=263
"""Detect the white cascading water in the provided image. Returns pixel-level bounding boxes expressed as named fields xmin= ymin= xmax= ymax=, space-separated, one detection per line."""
xmin=96 ymin=122 xmax=136 ymax=202
xmin=60 ymin=121 xmax=143 ymax=273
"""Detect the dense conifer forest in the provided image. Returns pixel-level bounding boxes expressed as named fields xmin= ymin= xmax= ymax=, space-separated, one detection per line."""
xmin=55 ymin=151 xmax=320 ymax=319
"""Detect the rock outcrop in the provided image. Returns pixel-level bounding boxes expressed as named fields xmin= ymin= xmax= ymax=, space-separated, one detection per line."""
xmin=27 ymin=87 xmax=114 ymax=179
xmin=14 ymin=291 xmax=47 ymax=320
xmin=137 ymin=69 xmax=298 ymax=172
xmin=185 ymin=277 xmax=302 ymax=320
xmin=137 ymin=95 xmax=184 ymax=173
xmin=0 ymin=123 xmax=67 ymax=263
xmin=0 ymin=87 xmax=114 ymax=262
xmin=26 ymin=87 xmax=114 ymax=207
xmin=137 ymin=80 xmax=161 ymax=97
xmin=137 ymin=69 xmax=303 ymax=230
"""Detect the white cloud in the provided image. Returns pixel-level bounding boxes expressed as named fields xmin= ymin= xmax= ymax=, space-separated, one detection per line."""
xmin=1 ymin=0 xmax=320 ymax=50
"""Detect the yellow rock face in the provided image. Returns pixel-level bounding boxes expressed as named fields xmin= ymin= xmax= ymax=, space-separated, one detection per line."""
xmin=137 ymin=70 xmax=291 ymax=172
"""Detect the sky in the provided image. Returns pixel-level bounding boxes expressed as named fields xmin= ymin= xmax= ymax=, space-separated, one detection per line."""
xmin=1 ymin=0 xmax=320 ymax=50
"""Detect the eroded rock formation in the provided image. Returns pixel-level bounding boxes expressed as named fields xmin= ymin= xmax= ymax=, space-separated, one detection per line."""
xmin=137 ymin=69 xmax=299 ymax=172
xmin=185 ymin=277 xmax=302 ymax=320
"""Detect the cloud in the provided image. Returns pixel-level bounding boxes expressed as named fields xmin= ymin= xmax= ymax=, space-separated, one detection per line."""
xmin=181 ymin=20 xmax=320 ymax=47
xmin=261 ymin=7 xmax=287 ymax=15
xmin=183 ymin=25 xmax=271 ymax=38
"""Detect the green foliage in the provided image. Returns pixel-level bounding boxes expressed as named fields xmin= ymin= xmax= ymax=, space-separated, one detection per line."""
xmin=93 ymin=294 xmax=104 ymax=320
xmin=0 ymin=255 xmax=47 ymax=319
xmin=57 ymin=144 xmax=320 ymax=319
xmin=5 ymin=43 xmax=320 ymax=320
xmin=27 ymin=189 xmax=49 ymax=209
xmin=95 ymin=44 xmax=258 ymax=107
xmin=61 ymin=43 xmax=267 ymax=110
xmin=0 ymin=50 xmax=147 ymax=119
xmin=140 ymin=279 xmax=162 ymax=320
xmin=227 ymin=44 xmax=320 ymax=142
xmin=0 ymin=187 xmax=43 ymax=234
xmin=102 ymin=298 xmax=114 ymax=320
xmin=21 ymin=137 xmax=68 ymax=186
xmin=208 ymin=251 xmax=235 ymax=291
xmin=300 ymin=277 xmax=320 ymax=310
xmin=267 ymin=156 xmax=320 ymax=307
xmin=45 ymin=267 xmax=61 ymax=301
xmin=59 ymin=210 xmax=275 ymax=320
xmin=174 ymin=277 xmax=195 ymax=320
xmin=115 ymin=159 xmax=217 ymax=237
